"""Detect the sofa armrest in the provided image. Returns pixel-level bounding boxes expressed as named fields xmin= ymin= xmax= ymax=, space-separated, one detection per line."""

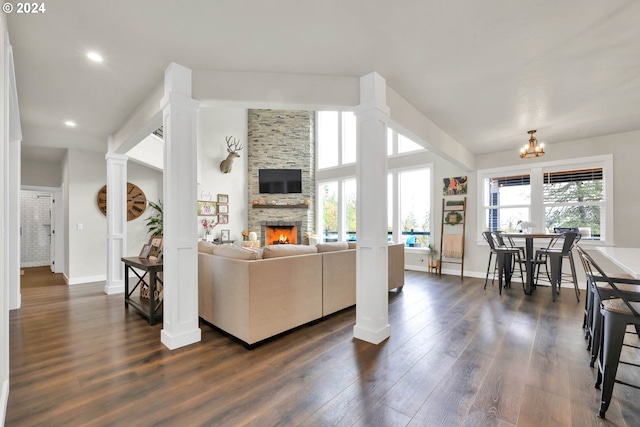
xmin=198 ymin=252 xmax=251 ymax=340
xmin=322 ymin=249 xmax=356 ymax=316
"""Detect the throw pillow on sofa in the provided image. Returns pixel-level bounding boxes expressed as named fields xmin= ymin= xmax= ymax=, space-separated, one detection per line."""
xmin=316 ymin=241 xmax=349 ymax=253
xmin=262 ymin=244 xmax=318 ymax=259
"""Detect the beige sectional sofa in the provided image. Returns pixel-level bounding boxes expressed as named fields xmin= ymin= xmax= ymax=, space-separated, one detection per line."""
xmin=198 ymin=241 xmax=404 ymax=347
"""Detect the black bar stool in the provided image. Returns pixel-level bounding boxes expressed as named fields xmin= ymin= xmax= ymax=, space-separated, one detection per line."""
xmin=535 ymin=231 xmax=580 ymax=302
xmin=577 ymin=247 xmax=640 ymax=419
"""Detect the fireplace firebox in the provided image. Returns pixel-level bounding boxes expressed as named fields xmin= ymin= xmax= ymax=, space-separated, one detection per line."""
xmin=261 ymin=221 xmax=303 ymax=246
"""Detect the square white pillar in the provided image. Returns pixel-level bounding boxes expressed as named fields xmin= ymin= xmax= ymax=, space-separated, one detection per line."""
xmin=353 ymin=72 xmax=391 ymax=344
xmin=105 ymin=153 xmax=128 ymax=295
xmin=160 ymin=63 xmax=201 ymax=350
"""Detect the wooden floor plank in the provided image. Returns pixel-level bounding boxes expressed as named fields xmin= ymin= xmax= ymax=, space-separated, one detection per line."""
xmin=7 ymin=269 xmax=640 ymax=426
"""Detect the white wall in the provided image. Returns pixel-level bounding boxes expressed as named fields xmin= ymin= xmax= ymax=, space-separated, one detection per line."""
xmin=21 ymin=158 xmax=63 ymax=187
xmin=126 ymin=162 xmax=163 ymax=255
xmin=66 ymin=149 xmax=107 ymax=282
xmin=64 ymin=149 xmax=162 ymax=284
xmin=197 ymin=107 xmax=248 ymax=243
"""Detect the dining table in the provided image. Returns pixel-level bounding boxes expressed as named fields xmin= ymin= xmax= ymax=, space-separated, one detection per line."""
xmin=502 ymin=233 xmax=560 ymax=295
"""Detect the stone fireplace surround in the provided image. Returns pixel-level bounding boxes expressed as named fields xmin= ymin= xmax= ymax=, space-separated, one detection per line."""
xmin=247 ymin=109 xmax=315 ymax=245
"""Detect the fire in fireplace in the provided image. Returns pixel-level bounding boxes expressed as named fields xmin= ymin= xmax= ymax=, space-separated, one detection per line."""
xmin=265 ymin=226 xmax=297 ymax=245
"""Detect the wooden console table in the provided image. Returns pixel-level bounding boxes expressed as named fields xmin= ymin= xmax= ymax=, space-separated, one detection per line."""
xmin=122 ymin=256 xmax=163 ymax=325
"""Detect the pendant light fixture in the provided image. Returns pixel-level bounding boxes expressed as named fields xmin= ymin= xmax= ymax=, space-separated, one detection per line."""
xmin=519 ymin=130 xmax=545 ymax=158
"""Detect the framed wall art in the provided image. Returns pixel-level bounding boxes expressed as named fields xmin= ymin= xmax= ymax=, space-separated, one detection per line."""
xmin=197 ymin=200 xmax=217 ymax=216
xmin=442 ymin=176 xmax=468 ymax=196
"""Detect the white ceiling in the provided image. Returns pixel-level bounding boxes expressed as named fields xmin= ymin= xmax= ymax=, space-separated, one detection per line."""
xmin=7 ymin=0 xmax=640 ymax=158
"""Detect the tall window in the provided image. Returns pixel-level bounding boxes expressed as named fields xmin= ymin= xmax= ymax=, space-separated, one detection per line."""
xmin=318 ymin=116 xmax=432 ymax=245
xmin=317 ymin=178 xmax=356 ymax=242
xmin=319 ymin=181 xmax=338 ymax=241
xmin=344 ymin=179 xmax=357 ymax=240
xmin=483 ymin=174 xmax=531 ymax=232
xmin=399 ymin=168 xmax=431 ymax=246
xmin=317 ymin=111 xmax=356 ymax=169
xmin=479 ymin=155 xmax=613 ymax=243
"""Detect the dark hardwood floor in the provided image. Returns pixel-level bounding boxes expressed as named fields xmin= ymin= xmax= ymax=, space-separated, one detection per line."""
xmin=7 ymin=269 xmax=640 ymax=426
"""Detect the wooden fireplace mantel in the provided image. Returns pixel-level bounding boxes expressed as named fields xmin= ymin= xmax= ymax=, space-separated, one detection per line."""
xmin=252 ymin=204 xmax=309 ymax=209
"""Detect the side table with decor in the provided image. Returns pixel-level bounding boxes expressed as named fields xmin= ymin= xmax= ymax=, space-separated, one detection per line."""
xmin=122 ymin=256 xmax=163 ymax=325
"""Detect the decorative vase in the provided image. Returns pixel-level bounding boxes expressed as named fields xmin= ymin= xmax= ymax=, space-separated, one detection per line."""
xmin=249 ymin=231 xmax=257 ymax=241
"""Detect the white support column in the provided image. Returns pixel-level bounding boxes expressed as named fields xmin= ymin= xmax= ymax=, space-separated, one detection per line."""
xmin=353 ymin=72 xmax=391 ymax=344
xmin=8 ymin=138 xmax=20 ymax=309
xmin=160 ymin=63 xmax=201 ymax=350
xmin=105 ymin=151 xmax=128 ymax=294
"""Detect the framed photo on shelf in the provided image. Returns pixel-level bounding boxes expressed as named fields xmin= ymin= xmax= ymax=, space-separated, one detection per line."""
xmin=149 ymin=235 xmax=163 ymax=249
xmin=218 ymin=214 xmax=229 ymax=224
xmin=217 ymin=203 xmax=228 ymax=214
xmin=138 ymin=244 xmax=151 ymax=258
xmin=198 ymin=200 xmax=217 ymax=216
xmin=217 ymin=194 xmax=229 ymax=204
xmin=221 ymin=229 xmax=230 ymax=241
xmin=148 ymin=245 xmax=162 ymax=261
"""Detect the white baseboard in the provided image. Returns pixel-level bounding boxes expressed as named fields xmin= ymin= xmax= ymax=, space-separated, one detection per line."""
xmin=104 ymin=282 xmax=125 ymax=295
xmin=1 ymin=378 xmax=8 ymax=426
xmin=405 ymin=265 xmax=430 ymax=272
xmin=65 ymin=274 xmax=107 ymax=285
xmin=353 ymin=323 xmax=391 ymax=344
xmin=161 ymin=328 xmax=202 ymax=350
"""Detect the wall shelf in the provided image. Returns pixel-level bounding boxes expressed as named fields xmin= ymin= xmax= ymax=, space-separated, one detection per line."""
xmin=251 ymin=204 xmax=309 ymax=209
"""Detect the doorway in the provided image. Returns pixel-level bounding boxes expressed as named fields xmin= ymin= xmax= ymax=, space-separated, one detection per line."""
xmin=20 ymin=190 xmax=53 ymax=270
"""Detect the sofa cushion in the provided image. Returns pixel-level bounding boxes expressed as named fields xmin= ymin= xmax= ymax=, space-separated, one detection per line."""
xmin=262 ymin=244 xmax=318 ymax=259
xmin=211 ymin=245 xmax=262 ymax=260
xmin=198 ymin=241 xmax=216 ymax=254
xmin=316 ymin=242 xmax=349 ymax=253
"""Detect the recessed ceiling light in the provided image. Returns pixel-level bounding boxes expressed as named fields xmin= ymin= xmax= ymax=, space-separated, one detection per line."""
xmin=86 ymin=52 xmax=103 ymax=62
xmin=65 ymin=121 xmax=77 ymax=127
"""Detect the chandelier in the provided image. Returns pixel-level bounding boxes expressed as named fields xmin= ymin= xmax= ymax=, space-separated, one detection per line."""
xmin=519 ymin=130 xmax=545 ymax=158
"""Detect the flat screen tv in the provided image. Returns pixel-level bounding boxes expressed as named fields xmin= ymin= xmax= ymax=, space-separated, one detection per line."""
xmin=259 ymin=169 xmax=302 ymax=194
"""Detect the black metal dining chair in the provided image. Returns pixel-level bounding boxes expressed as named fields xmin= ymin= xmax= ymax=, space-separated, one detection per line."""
xmin=577 ymin=246 xmax=640 ymax=419
xmin=534 ymin=231 xmax=580 ymax=302
xmin=489 ymin=231 xmax=524 ymax=294
xmin=481 ymin=231 xmax=499 ymax=288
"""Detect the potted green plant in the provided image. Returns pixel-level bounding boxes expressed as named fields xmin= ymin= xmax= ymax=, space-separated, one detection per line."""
xmin=145 ymin=200 xmax=163 ymax=236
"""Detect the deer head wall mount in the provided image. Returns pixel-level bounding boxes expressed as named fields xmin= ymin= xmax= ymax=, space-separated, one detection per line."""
xmin=219 ymin=136 xmax=243 ymax=174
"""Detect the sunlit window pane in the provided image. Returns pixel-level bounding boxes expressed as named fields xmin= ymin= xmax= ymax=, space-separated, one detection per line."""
xmin=398 ymin=134 xmax=423 ymax=153
xmin=545 ymin=206 xmax=601 ymax=237
xmin=344 ymin=179 xmax=357 ymax=241
xmin=388 ymin=173 xmax=393 ymax=235
xmin=485 ymin=175 xmax=531 ymax=207
xmin=342 ymin=112 xmax=356 ymax=164
xmin=400 ymin=169 xmax=430 ymax=246
xmin=543 ymin=169 xmax=603 ymax=203
xmin=317 ymin=111 xmax=338 ymax=169
xmin=485 ymin=207 xmax=530 ymax=232
xmin=319 ymin=181 xmax=338 ymax=242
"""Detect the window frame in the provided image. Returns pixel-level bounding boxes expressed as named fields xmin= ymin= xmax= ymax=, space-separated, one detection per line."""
xmin=477 ymin=154 xmax=614 ymax=246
